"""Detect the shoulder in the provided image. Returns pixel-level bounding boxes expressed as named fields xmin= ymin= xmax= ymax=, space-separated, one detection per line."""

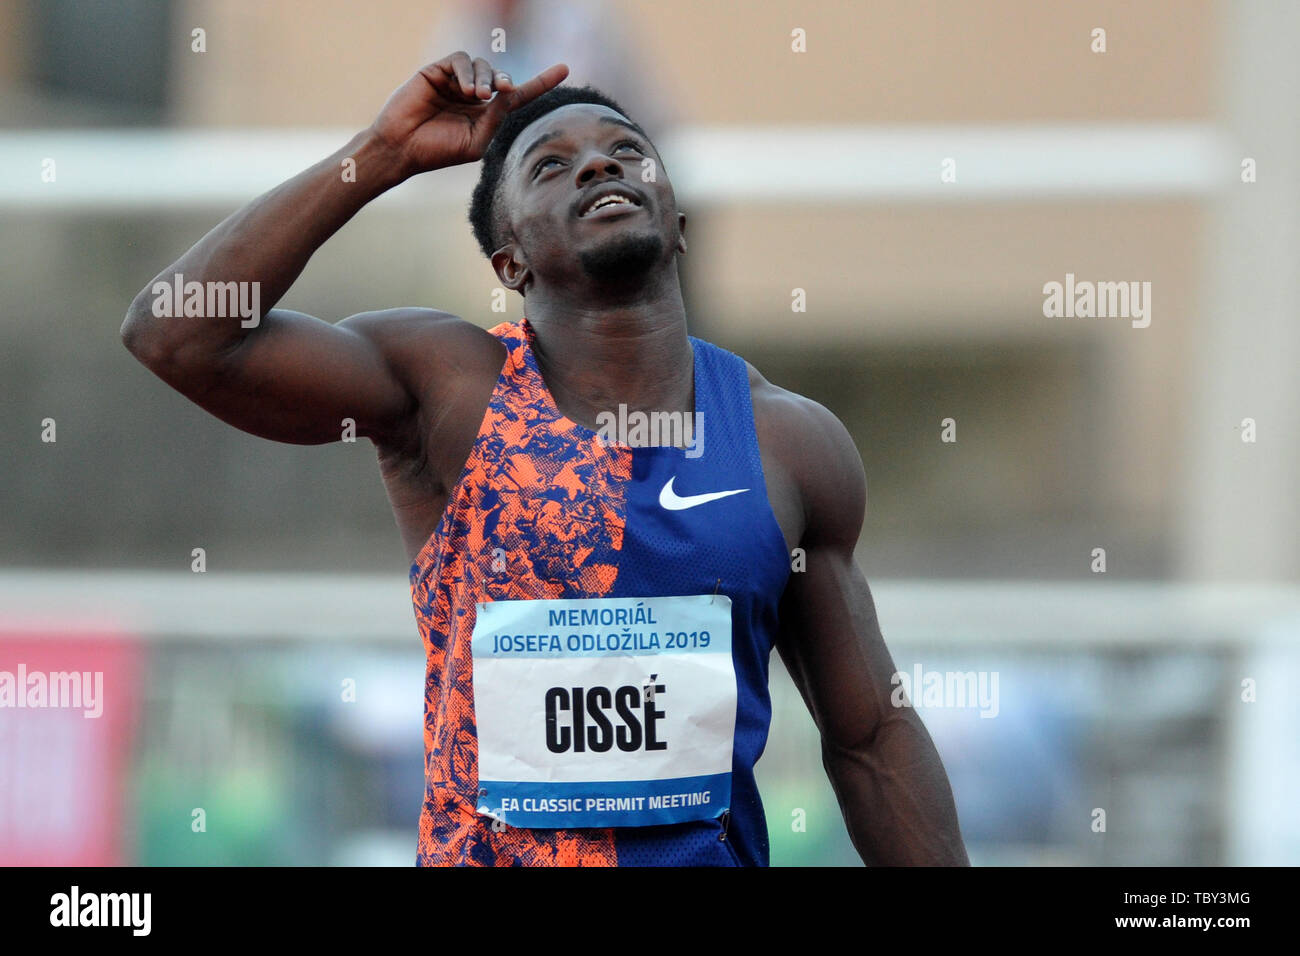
xmin=337 ymin=306 xmax=504 ymax=358
xmin=744 ymin=360 xmax=867 ymax=547
xmin=338 ymin=307 xmax=507 ymax=395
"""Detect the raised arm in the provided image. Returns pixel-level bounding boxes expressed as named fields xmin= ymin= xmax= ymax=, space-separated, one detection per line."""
xmin=120 ymin=53 xmax=568 ymax=445
xmin=772 ymin=394 xmax=970 ymax=866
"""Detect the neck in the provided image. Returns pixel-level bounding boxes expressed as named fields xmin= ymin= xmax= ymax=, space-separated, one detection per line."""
xmin=522 ymin=267 xmax=695 ymax=429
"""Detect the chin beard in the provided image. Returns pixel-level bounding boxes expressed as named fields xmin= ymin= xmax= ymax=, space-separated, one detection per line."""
xmin=578 ymin=231 xmax=664 ymax=284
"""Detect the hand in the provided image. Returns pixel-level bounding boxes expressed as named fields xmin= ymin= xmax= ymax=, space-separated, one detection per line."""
xmin=370 ymin=52 xmax=569 ymax=178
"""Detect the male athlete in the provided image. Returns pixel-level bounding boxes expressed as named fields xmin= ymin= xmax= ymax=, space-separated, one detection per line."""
xmin=121 ymin=53 xmax=968 ymax=866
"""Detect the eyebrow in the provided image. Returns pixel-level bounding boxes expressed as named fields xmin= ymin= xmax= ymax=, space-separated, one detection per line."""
xmin=516 ymin=116 xmax=648 ymax=171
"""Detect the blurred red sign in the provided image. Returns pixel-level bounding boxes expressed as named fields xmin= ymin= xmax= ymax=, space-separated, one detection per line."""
xmin=0 ymin=634 xmax=140 ymax=865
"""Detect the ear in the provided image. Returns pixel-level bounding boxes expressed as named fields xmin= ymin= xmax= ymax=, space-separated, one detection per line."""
xmin=492 ymin=243 xmax=530 ymax=293
xmin=676 ymin=211 xmax=687 ymax=254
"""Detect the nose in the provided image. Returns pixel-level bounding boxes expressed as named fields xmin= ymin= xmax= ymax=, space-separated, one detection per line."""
xmin=574 ymin=148 xmax=625 ymax=185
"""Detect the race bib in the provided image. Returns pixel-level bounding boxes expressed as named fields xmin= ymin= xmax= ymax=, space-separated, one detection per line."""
xmin=471 ymin=594 xmax=736 ymax=829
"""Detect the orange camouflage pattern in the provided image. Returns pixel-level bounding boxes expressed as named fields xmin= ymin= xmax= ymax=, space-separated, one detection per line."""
xmin=409 ymin=318 xmax=630 ymax=866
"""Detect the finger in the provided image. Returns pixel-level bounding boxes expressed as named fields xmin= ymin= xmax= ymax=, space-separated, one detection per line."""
xmin=502 ymin=62 xmax=569 ymax=112
xmin=447 ymin=51 xmax=476 ymax=98
xmin=472 ymin=57 xmax=495 ymax=99
xmin=420 ymin=60 xmax=459 ymax=98
xmin=422 ymin=54 xmax=475 ymax=100
xmin=470 ymin=62 xmax=566 ymax=154
xmin=492 ymin=68 xmax=514 ymax=94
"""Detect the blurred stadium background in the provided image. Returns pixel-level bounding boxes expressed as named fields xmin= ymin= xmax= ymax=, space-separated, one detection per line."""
xmin=2 ymin=0 xmax=1299 ymax=865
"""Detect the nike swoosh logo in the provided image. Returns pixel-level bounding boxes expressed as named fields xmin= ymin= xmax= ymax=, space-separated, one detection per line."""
xmin=658 ymin=476 xmax=749 ymax=511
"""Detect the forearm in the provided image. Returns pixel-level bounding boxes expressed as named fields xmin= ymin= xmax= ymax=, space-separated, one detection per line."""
xmin=121 ymin=127 xmax=408 ymax=357
xmin=824 ymin=709 xmax=970 ymax=866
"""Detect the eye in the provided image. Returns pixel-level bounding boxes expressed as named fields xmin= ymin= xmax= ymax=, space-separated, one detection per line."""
xmin=613 ymin=140 xmax=643 ymax=155
xmin=533 ymin=156 xmax=563 ymax=178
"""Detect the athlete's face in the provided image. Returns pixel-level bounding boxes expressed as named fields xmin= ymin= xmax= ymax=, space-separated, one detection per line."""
xmin=493 ymin=104 xmax=686 ymax=290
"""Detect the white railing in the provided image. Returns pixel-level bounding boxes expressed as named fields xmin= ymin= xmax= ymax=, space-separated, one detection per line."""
xmin=1 ymin=570 xmax=1295 ymax=646
xmin=0 ymin=124 xmax=1228 ymax=209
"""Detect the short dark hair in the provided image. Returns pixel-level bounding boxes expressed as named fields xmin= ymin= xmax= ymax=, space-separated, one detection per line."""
xmin=467 ymin=84 xmax=649 ymax=260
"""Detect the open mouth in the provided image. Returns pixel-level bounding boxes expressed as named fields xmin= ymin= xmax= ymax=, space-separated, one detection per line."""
xmin=577 ymin=186 xmax=644 ymax=219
